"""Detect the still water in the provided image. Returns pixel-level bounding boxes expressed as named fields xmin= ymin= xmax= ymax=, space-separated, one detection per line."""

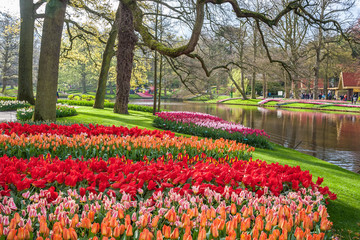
xmin=130 ymin=99 xmax=360 ymax=173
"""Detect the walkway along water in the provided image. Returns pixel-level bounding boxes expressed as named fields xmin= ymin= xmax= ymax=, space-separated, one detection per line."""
xmin=0 ymin=111 xmax=17 ymax=122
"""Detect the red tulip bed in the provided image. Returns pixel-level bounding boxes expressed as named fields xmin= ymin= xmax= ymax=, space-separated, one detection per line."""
xmin=0 ymin=123 xmax=336 ymax=240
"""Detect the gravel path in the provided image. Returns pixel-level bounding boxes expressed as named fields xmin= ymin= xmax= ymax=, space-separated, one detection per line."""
xmin=0 ymin=111 xmax=17 ymax=122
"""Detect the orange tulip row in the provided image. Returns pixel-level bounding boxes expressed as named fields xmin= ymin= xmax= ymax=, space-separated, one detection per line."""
xmin=2 ymin=202 xmax=332 ymax=240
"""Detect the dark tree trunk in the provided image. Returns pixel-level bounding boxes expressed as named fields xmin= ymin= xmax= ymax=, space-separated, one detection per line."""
xmin=157 ymin=55 xmax=163 ymax=112
xmin=18 ymin=0 xmax=35 ymax=105
xmin=114 ymin=1 xmax=137 ymax=114
xmin=262 ymin=73 xmax=267 ymax=98
xmin=81 ymin=74 xmax=87 ymax=93
xmin=1 ymin=59 xmax=8 ymax=93
xmin=109 ymin=81 xmax=114 ymax=94
xmin=33 ymin=0 xmax=68 ymax=121
xmin=94 ymin=3 xmax=120 ymax=109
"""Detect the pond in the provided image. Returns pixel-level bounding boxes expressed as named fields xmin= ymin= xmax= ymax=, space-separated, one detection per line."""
xmin=130 ymin=99 xmax=360 ymax=174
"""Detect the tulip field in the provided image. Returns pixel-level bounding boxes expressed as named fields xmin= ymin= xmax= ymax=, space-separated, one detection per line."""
xmin=0 ymin=122 xmax=337 ymax=240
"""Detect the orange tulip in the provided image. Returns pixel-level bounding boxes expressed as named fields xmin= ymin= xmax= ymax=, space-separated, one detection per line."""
xmin=140 ymin=214 xmax=149 ymax=228
xmin=88 ymin=211 xmax=95 ymax=222
xmin=91 ymin=223 xmax=100 ymax=234
xmin=0 ymin=223 xmax=3 ymax=236
xmin=69 ymin=228 xmax=77 ymax=240
xmin=63 ymin=228 xmax=70 ymax=240
xmin=295 ymin=227 xmax=305 ymax=240
xmin=113 ymin=226 xmax=121 ymax=238
xmin=156 ymin=230 xmax=163 ymax=240
xmin=118 ymin=209 xmax=124 ymax=219
xmin=182 ymin=214 xmax=191 ymax=228
xmin=220 ymin=206 xmax=226 ymax=220
xmin=258 ymin=231 xmax=267 ymax=240
xmin=125 ymin=215 xmax=131 ymax=229
xmin=52 ymin=234 xmax=62 ymax=240
xmin=162 ymin=225 xmax=171 ymax=239
xmin=7 ymin=229 xmax=17 ymax=240
xmin=259 ymin=206 xmax=266 ymax=217
xmin=170 ymin=228 xmax=179 ymax=239
xmin=211 ymin=224 xmax=219 ymax=238
xmin=17 ymin=227 xmax=25 ymax=240
xmin=197 ymin=227 xmax=206 ymax=240
xmin=14 ymin=212 xmax=21 ymax=224
xmin=71 ymin=214 xmax=79 ymax=228
xmin=230 ymin=203 xmax=237 ymax=215
xmin=313 ymin=212 xmax=320 ymax=223
xmin=9 ymin=218 xmax=17 ymax=229
xmin=126 ymin=225 xmax=133 ymax=237
xmin=152 ymin=216 xmax=160 ymax=228
xmin=109 ymin=217 xmax=117 ymax=228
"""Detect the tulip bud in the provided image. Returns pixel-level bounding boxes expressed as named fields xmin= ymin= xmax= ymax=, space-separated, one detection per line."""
xmin=69 ymin=227 xmax=77 ymax=240
xmin=109 ymin=217 xmax=117 ymax=228
xmin=9 ymin=218 xmax=17 ymax=229
xmin=140 ymin=214 xmax=149 ymax=228
xmin=63 ymin=228 xmax=70 ymax=240
xmin=88 ymin=211 xmax=95 ymax=222
xmin=211 ymin=225 xmax=219 ymax=238
xmin=126 ymin=225 xmax=133 ymax=237
xmin=71 ymin=214 xmax=79 ymax=228
xmin=231 ymin=203 xmax=237 ymax=215
xmin=156 ymin=230 xmax=163 ymax=240
xmin=17 ymin=227 xmax=25 ymax=240
xmin=162 ymin=225 xmax=171 ymax=239
xmin=91 ymin=223 xmax=100 ymax=234
xmin=118 ymin=209 xmax=124 ymax=219
xmin=152 ymin=216 xmax=160 ymax=228
xmin=170 ymin=228 xmax=179 ymax=239
xmin=7 ymin=229 xmax=17 ymax=240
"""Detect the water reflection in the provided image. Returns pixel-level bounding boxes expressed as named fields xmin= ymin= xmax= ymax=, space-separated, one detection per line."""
xmin=130 ymin=99 xmax=360 ymax=173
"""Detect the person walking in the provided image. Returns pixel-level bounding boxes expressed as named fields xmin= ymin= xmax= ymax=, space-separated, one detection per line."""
xmin=353 ymin=94 xmax=358 ymax=105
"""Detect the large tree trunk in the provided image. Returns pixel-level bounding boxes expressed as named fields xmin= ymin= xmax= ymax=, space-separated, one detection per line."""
xmin=93 ymin=3 xmax=119 ymax=109
xmin=17 ymin=0 xmax=35 ymax=105
xmin=114 ymin=1 xmax=137 ymax=114
xmin=33 ymin=0 xmax=68 ymax=121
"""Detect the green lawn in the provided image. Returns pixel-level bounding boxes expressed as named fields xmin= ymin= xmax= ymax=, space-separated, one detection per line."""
xmin=223 ymin=99 xmax=262 ymax=104
xmin=263 ymin=100 xmax=280 ymax=106
xmin=205 ymin=96 xmax=231 ymax=103
xmin=59 ymin=106 xmax=360 ymax=236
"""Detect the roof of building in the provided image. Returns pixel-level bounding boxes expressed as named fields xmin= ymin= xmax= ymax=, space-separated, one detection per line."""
xmin=341 ymin=72 xmax=360 ymax=88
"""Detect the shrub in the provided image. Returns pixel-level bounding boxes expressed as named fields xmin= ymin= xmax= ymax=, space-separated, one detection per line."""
xmin=0 ymin=100 xmax=30 ymax=111
xmin=57 ymin=99 xmax=155 ymax=113
xmin=16 ymin=104 xmax=77 ymax=121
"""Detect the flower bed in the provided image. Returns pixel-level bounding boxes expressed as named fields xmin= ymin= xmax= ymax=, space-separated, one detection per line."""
xmin=0 ymin=122 xmax=336 ymax=239
xmin=0 ymin=122 xmax=174 ymax=138
xmin=154 ymin=111 xmax=271 ymax=149
xmin=16 ymin=104 xmax=78 ymax=121
xmin=0 ymin=134 xmax=253 ymax=161
xmin=258 ymin=99 xmax=282 ymax=105
xmin=0 ymin=100 xmax=30 ymax=111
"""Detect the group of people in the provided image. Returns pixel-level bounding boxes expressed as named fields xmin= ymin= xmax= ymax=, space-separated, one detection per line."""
xmin=339 ymin=94 xmax=358 ymax=104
